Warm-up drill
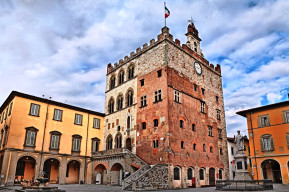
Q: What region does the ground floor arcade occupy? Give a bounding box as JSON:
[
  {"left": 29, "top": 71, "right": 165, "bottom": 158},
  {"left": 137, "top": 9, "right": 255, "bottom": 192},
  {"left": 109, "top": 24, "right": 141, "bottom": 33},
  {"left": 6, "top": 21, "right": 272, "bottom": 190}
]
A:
[
  {"left": 0, "top": 150, "right": 87, "bottom": 186},
  {"left": 251, "top": 156, "right": 289, "bottom": 184}
]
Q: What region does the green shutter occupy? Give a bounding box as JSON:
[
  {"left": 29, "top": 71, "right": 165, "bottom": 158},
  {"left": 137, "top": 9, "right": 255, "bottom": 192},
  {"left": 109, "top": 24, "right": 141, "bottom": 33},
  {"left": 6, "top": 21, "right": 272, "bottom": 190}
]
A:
[{"left": 260, "top": 139, "right": 264, "bottom": 152}]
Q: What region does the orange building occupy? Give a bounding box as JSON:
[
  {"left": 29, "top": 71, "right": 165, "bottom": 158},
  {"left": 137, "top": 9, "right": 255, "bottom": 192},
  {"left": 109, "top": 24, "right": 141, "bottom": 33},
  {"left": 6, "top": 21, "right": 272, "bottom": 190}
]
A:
[
  {"left": 237, "top": 100, "right": 289, "bottom": 184},
  {"left": 0, "top": 91, "right": 104, "bottom": 186}
]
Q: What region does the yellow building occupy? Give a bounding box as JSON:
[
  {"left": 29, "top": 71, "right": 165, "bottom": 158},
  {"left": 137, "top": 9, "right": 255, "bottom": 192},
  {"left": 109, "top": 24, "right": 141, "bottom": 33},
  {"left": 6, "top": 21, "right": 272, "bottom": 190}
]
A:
[
  {"left": 0, "top": 91, "right": 104, "bottom": 186},
  {"left": 237, "top": 100, "right": 289, "bottom": 184}
]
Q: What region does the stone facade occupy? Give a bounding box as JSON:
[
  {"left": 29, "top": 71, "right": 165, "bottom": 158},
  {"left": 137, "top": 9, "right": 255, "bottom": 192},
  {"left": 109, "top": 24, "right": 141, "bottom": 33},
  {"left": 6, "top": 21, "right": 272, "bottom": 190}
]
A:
[{"left": 96, "top": 23, "right": 229, "bottom": 189}]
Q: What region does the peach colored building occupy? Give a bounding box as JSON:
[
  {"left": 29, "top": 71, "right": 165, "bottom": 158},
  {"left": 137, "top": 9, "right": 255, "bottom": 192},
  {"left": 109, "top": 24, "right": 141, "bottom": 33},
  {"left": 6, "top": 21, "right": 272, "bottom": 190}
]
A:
[
  {"left": 237, "top": 100, "right": 289, "bottom": 184},
  {"left": 0, "top": 91, "right": 104, "bottom": 186}
]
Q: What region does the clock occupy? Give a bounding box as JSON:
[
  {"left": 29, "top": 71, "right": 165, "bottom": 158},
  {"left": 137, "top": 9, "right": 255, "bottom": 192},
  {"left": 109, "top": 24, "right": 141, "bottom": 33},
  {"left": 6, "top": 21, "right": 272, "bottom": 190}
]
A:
[{"left": 194, "top": 62, "right": 202, "bottom": 75}]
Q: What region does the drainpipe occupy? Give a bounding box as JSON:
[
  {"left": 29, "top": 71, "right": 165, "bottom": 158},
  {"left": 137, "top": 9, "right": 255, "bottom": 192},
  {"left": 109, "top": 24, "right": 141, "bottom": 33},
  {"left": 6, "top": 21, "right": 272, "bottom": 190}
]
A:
[
  {"left": 249, "top": 112, "right": 259, "bottom": 180},
  {"left": 38, "top": 103, "right": 50, "bottom": 176},
  {"left": 84, "top": 114, "right": 90, "bottom": 184}
]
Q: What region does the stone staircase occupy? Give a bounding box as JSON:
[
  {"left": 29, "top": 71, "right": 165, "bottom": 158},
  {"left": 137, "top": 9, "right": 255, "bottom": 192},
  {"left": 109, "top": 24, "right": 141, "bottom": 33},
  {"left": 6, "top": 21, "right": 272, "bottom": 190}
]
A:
[{"left": 122, "top": 164, "right": 169, "bottom": 191}]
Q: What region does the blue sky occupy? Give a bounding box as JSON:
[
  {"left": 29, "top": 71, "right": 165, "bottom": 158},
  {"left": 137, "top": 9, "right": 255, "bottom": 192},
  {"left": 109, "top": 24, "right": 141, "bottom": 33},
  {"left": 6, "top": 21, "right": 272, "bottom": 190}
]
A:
[{"left": 0, "top": 0, "right": 289, "bottom": 137}]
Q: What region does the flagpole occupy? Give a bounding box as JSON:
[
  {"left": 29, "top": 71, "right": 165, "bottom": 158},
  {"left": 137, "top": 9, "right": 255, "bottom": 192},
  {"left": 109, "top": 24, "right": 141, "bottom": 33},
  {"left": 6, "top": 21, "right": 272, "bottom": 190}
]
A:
[{"left": 164, "top": 2, "right": 166, "bottom": 27}]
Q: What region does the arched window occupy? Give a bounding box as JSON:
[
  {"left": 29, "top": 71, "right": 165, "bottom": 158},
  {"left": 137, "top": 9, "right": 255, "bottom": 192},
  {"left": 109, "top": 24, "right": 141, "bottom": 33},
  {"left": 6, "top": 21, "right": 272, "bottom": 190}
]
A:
[
  {"left": 187, "top": 168, "right": 193, "bottom": 180},
  {"left": 260, "top": 134, "right": 274, "bottom": 151},
  {"left": 174, "top": 167, "right": 180, "bottom": 180},
  {"left": 128, "top": 65, "right": 134, "bottom": 80},
  {"left": 153, "top": 119, "right": 158, "bottom": 127},
  {"left": 142, "top": 122, "right": 146, "bottom": 130},
  {"left": 194, "top": 42, "right": 197, "bottom": 52},
  {"left": 193, "top": 143, "right": 197, "bottom": 150},
  {"left": 115, "top": 133, "right": 122, "bottom": 149},
  {"left": 180, "top": 120, "right": 184, "bottom": 128},
  {"left": 110, "top": 76, "right": 116, "bottom": 89},
  {"left": 220, "top": 148, "right": 223, "bottom": 155},
  {"left": 210, "top": 146, "right": 213, "bottom": 153},
  {"left": 118, "top": 70, "right": 125, "bottom": 85},
  {"left": 92, "top": 137, "right": 100, "bottom": 152},
  {"left": 219, "top": 169, "right": 223, "bottom": 180},
  {"left": 106, "top": 135, "right": 113, "bottom": 150},
  {"left": 199, "top": 168, "right": 204, "bottom": 180},
  {"left": 117, "top": 95, "right": 123, "bottom": 110},
  {"left": 203, "top": 144, "right": 206, "bottom": 152},
  {"left": 108, "top": 98, "right": 114, "bottom": 114},
  {"left": 127, "top": 90, "right": 133, "bottom": 106},
  {"left": 153, "top": 140, "right": 159, "bottom": 148}
]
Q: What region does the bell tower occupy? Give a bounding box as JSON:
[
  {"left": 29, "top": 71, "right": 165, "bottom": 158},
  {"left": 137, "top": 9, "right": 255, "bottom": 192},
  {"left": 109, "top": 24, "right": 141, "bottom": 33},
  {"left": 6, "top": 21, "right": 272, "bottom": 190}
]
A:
[{"left": 185, "top": 20, "right": 202, "bottom": 55}]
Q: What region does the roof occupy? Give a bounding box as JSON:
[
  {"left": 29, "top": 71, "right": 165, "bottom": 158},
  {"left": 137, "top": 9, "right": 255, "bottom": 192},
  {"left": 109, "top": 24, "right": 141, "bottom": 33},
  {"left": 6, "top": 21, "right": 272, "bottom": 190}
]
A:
[
  {"left": 0, "top": 91, "right": 105, "bottom": 117},
  {"left": 236, "top": 100, "right": 289, "bottom": 117}
]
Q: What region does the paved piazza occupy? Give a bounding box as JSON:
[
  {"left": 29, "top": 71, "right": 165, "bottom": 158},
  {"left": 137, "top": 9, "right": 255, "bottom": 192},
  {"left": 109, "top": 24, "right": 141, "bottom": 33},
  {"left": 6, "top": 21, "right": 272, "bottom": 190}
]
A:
[{"left": 0, "top": 184, "right": 288, "bottom": 192}]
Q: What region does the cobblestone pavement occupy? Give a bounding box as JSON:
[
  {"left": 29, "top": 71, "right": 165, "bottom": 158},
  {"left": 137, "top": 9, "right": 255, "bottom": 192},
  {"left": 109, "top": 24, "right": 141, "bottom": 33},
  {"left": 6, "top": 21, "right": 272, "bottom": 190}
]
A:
[{"left": 0, "top": 184, "right": 288, "bottom": 192}]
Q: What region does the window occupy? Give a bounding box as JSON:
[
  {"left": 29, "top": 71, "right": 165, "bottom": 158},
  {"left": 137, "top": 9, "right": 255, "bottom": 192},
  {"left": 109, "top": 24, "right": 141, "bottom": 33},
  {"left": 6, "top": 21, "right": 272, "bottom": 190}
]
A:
[
  {"left": 127, "top": 90, "right": 133, "bottom": 106},
  {"left": 181, "top": 141, "right": 184, "bottom": 149},
  {"left": 194, "top": 42, "right": 197, "bottom": 52},
  {"left": 92, "top": 138, "right": 100, "bottom": 152},
  {"left": 174, "top": 167, "right": 180, "bottom": 180},
  {"left": 203, "top": 144, "right": 206, "bottom": 152},
  {"left": 72, "top": 135, "right": 82, "bottom": 152},
  {"left": 53, "top": 109, "right": 62, "bottom": 121},
  {"left": 231, "top": 147, "right": 234, "bottom": 155},
  {"left": 140, "top": 96, "right": 147, "bottom": 107},
  {"left": 194, "top": 84, "right": 197, "bottom": 92},
  {"left": 142, "top": 122, "right": 146, "bottom": 130},
  {"left": 157, "top": 69, "right": 162, "bottom": 78},
  {"left": 180, "top": 120, "right": 184, "bottom": 128},
  {"left": 201, "top": 102, "right": 206, "bottom": 113},
  {"left": 110, "top": 76, "right": 116, "bottom": 89},
  {"left": 285, "top": 112, "right": 289, "bottom": 123},
  {"left": 216, "top": 96, "right": 219, "bottom": 102},
  {"left": 127, "top": 116, "right": 131, "bottom": 129},
  {"left": 187, "top": 168, "right": 193, "bottom": 180},
  {"left": 218, "top": 129, "right": 222, "bottom": 139},
  {"left": 217, "top": 110, "right": 221, "bottom": 120},
  {"left": 192, "top": 124, "right": 196, "bottom": 132},
  {"left": 174, "top": 90, "right": 180, "bottom": 103},
  {"left": 220, "top": 148, "right": 223, "bottom": 155},
  {"left": 29, "top": 103, "right": 40, "bottom": 116},
  {"left": 199, "top": 169, "right": 204, "bottom": 180},
  {"left": 260, "top": 134, "right": 274, "bottom": 151},
  {"left": 286, "top": 132, "right": 289, "bottom": 149},
  {"left": 106, "top": 135, "right": 113, "bottom": 150},
  {"left": 140, "top": 79, "right": 144, "bottom": 86},
  {"left": 117, "top": 95, "right": 123, "bottom": 110},
  {"left": 208, "top": 126, "right": 213, "bottom": 137},
  {"left": 153, "top": 140, "right": 159, "bottom": 148},
  {"left": 193, "top": 143, "right": 196, "bottom": 150},
  {"left": 119, "top": 71, "right": 125, "bottom": 85},
  {"left": 153, "top": 119, "right": 159, "bottom": 127},
  {"left": 201, "top": 88, "right": 205, "bottom": 95},
  {"left": 210, "top": 146, "right": 213, "bottom": 153},
  {"left": 8, "top": 102, "right": 13, "bottom": 116},
  {"left": 108, "top": 98, "right": 115, "bottom": 114},
  {"left": 115, "top": 133, "right": 122, "bottom": 148},
  {"left": 4, "top": 108, "right": 8, "bottom": 120},
  {"left": 24, "top": 127, "right": 38, "bottom": 147},
  {"left": 128, "top": 65, "right": 134, "bottom": 80},
  {"left": 93, "top": 118, "right": 100, "bottom": 129},
  {"left": 50, "top": 131, "right": 61, "bottom": 150},
  {"left": 74, "top": 114, "right": 83, "bottom": 125},
  {"left": 219, "top": 169, "right": 223, "bottom": 179},
  {"left": 258, "top": 115, "right": 270, "bottom": 127},
  {"left": 0, "top": 130, "right": 4, "bottom": 147},
  {"left": 154, "top": 90, "right": 162, "bottom": 102}
]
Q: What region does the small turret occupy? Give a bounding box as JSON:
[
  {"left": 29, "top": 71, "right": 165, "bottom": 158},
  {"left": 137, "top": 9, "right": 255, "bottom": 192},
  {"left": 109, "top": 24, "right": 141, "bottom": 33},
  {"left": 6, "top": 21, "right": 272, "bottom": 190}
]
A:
[{"left": 185, "top": 21, "right": 202, "bottom": 55}]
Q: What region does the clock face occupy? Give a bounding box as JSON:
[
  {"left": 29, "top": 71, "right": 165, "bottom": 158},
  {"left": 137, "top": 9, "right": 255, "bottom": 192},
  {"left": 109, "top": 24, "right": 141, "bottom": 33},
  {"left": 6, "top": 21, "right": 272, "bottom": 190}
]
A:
[{"left": 194, "top": 62, "right": 202, "bottom": 75}]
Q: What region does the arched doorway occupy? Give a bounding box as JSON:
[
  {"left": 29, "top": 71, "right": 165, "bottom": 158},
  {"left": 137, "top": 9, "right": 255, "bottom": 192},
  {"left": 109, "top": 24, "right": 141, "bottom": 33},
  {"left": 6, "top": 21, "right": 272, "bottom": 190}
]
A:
[
  {"left": 209, "top": 168, "right": 215, "bottom": 186},
  {"left": 126, "top": 138, "right": 132, "bottom": 151},
  {"left": 110, "top": 163, "right": 123, "bottom": 186},
  {"left": 43, "top": 158, "right": 60, "bottom": 184},
  {"left": 94, "top": 164, "right": 107, "bottom": 184},
  {"left": 66, "top": 160, "right": 80, "bottom": 184},
  {"left": 15, "top": 156, "right": 36, "bottom": 184},
  {"left": 261, "top": 159, "right": 282, "bottom": 183}
]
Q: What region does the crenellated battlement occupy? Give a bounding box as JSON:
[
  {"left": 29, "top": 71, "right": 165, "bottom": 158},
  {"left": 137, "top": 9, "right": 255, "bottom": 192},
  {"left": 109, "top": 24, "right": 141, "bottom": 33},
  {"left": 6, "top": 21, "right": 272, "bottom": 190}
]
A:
[{"left": 106, "top": 26, "right": 221, "bottom": 74}]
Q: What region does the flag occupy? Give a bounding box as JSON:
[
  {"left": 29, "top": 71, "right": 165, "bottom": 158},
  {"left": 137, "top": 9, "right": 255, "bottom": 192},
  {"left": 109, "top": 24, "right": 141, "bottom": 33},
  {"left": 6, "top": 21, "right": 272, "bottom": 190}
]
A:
[{"left": 165, "top": 6, "right": 170, "bottom": 18}]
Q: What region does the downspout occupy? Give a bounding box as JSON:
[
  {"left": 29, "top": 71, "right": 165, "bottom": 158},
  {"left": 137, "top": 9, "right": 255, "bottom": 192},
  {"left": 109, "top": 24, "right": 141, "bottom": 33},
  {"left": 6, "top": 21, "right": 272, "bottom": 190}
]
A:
[
  {"left": 84, "top": 114, "right": 90, "bottom": 184},
  {"left": 249, "top": 112, "right": 259, "bottom": 180},
  {"left": 38, "top": 103, "right": 49, "bottom": 176}
]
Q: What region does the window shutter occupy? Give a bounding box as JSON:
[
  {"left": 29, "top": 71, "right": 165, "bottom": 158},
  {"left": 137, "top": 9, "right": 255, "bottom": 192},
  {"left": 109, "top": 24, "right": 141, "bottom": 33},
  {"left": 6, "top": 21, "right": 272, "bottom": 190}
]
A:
[
  {"left": 55, "top": 136, "right": 59, "bottom": 149},
  {"left": 286, "top": 134, "right": 289, "bottom": 149},
  {"left": 257, "top": 117, "right": 261, "bottom": 128},
  {"left": 267, "top": 116, "right": 270, "bottom": 126},
  {"left": 260, "top": 139, "right": 264, "bottom": 152},
  {"left": 270, "top": 137, "right": 274, "bottom": 151},
  {"left": 282, "top": 113, "right": 287, "bottom": 123}
]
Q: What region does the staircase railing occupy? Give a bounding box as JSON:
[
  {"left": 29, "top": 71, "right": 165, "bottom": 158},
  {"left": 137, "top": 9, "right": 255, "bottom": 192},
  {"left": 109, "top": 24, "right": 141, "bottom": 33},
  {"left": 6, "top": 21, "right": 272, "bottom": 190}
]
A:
[{"left": 122, "top": 164, "right": 151, "bottom": 190}]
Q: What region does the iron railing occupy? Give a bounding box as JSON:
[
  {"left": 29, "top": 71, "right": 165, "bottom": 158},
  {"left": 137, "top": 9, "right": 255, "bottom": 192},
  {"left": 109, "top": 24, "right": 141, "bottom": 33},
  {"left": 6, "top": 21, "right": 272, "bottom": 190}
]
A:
[{"left": 216, "top": 180, "right": 273, "bottom": 191}]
